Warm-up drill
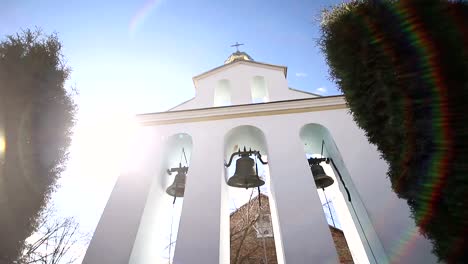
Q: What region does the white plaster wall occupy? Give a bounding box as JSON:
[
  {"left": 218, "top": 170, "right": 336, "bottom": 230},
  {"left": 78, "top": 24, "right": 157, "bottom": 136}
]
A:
[
  {"left": 301, "top": 124, "right": 386, "bottom": 264},
  {"left": 264, "top": 125, "right": 340, "bottom": 263},
  {"left": 85, "top": 108, "right": 437, "bottom": 263},
  {"left": 219, "top": 167, "right": 230, "bottom": 264},
  {"left": 128, "top": 133, "right": 192, "bottom": 264},
  {"left": 172, "top": 128, "right": 225, "bottom": 264},
  {"left": 82, "top": 127, "right": 163, "bottom": 264},
  {"left": 170, "top": 62, "right": 316, "bottom": 111}
]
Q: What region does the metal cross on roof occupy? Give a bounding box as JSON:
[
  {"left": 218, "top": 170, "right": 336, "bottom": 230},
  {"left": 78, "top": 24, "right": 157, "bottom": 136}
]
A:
[{"left": 230, "top": 42, "right": 244, "bottom": 52}]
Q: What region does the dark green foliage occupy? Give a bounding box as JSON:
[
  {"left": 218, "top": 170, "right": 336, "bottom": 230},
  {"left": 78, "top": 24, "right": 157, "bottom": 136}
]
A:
[
  {"left": 0, "top": 29, "right": 76, "bottom": 262},
  {"left": 319, "top": 0, "right": 468, "bottom": 262}
]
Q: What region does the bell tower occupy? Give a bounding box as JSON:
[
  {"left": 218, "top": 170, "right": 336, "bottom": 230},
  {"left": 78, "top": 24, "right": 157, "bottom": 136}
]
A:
[
  {"left": 169, "top": 45, "right": 319, "bottom": 111},
  {"left": 83, "top": 49, "right": 438, "bottom": 264}
]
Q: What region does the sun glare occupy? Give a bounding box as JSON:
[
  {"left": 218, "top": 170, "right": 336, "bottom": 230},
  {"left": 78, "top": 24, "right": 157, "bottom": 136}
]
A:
[
  {"left": 69, "top": 113, "right": 140, "bottom": 184},
  {"left": 0, "top": 136, "right": 5, "bottom": 154},
  {"left": 50, "top": 112, "right": 141, "bottom": 242}
]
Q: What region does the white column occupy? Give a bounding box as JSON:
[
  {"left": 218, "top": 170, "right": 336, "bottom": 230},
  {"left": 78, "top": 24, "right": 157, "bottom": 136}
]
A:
[
  {"left": 173, "top": 131, "right": 224, "bottom": 264},
  {"left": 83, "top": 129, "right": 161, "bottom": 264},
  {"left": 219, "top": 165, "right": 231, "bottom": 264},
  {"left": 265, "top": 127, "right": 340, "bottom": 264},
  {"left": 128, "top": 156, "right": 170, "bottom": 263}
]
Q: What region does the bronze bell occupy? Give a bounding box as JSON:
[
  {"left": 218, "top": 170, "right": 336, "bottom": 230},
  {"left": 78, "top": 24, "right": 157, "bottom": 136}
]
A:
[
  {"left": 227, "top": 155, "right": 265, "bottom": 188},
  {"left": 311, "top": 164, "right": 334, "bottom": 189},
  {"left": 166, "top": 169, "right": 187, "bottom": 197}
]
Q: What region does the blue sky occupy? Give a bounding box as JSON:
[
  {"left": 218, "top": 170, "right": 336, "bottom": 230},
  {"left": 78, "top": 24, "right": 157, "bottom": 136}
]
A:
[
  {"left": 1, "top": 0, "right": 345, "bottom": 260},
  {"left": 1, "top": 0, "right": 342, "bottom": 114}
]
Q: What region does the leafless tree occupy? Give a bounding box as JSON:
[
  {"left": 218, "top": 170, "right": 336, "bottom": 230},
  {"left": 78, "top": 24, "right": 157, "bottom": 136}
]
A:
[
  {"left": 15, "top": 208, "right": 88, "bottom": 264},
  {"left": 163, "top": 190, "right": 273, "bottom": 264},
  {"left": 230, "top": 190, "right": 272, "bottom": 264}
]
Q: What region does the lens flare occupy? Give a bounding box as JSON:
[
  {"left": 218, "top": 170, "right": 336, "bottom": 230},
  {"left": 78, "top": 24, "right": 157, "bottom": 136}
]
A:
[
  {"left": 352, "top": 2, "right": 458, "bottom": 261},
  {"left": 129, "top": 0, "right": 164, "bottom": 36},
  {"left": 0, "top": 136, "right": 5, "bottom": 153}
]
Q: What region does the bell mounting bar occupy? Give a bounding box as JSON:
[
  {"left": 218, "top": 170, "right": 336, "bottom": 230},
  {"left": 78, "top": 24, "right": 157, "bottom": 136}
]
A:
[
  {"left": 167, "top": 163, "right": 189, "bottom": 175},
  {"left": 224, "top": 147, "right": 268, "bottom": 167},
  {"left": 307, "top": 157, "right": 330, "bottom": 165}
]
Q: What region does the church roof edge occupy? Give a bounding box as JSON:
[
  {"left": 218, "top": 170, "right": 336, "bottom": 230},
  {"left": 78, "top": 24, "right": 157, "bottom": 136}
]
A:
[
  {"left": 192, "top": 60, "right": 288, "bottom": 86},
  {"left": 166, "top": 97, "right": 196, "bottom": 111},
  {"left": 288, "top": 87, "right": 322, "bottom": 97}
]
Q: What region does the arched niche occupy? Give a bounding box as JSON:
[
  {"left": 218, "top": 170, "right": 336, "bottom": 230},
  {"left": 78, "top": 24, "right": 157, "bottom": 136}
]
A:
[
  {"left": 251, "top": 76, "right": 269, "bottom": 103},
  {"left": 214, "top": 79, "right": 232, "bottom": 106},
  {"left": 224, "top": 125, "right": 268, "bottom": 190},
  {"left": 158, "top": 133, "right": 193, "bottom": 190},
  {"left": 300, "top": 123, "right": 387, "bottom": 264},
  {"left": 224, "top": 125, "right": 268, "bottom": 162},
  {"left": 223, "top": 125, "right": 281, "bottom": 264},
  {"left": 129, "top": 133, "right": 192, "bottom": 264}
]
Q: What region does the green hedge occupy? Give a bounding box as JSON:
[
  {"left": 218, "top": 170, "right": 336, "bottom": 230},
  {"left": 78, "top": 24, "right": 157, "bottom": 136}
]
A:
[{"left": 319, "top": 0, "right": 468, "bottom": 262}]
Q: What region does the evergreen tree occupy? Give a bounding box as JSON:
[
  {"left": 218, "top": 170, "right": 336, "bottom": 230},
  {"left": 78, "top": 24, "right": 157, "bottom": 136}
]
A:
[
  {"left": 319, "top": 1, "right": 468, "bottom": 262},
  {"left": 0, "top": 29, "right": 76, "bottom": 262}
]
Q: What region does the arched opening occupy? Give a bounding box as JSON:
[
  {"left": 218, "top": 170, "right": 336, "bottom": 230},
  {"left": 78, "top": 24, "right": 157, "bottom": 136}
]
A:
[
  {"left": 251, "top": 76, "right": 269, "bottom": 103},
  {"left": 129, "top": 133, "right": 193, "bottom": 264},
  {"left": 300, "top": 124, "right": 386, "bottom": 264},
  {"left": 214, "top": 79, "right": 232, "bottom": 106},
  {"left": 223, "top": 125, "right": 281, "bottom": 264}
]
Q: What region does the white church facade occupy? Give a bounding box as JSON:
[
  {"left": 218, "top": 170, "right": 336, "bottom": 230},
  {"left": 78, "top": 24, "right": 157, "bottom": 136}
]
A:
[{"left": 83, "top": 50, "right": 437, "bottom": 264}]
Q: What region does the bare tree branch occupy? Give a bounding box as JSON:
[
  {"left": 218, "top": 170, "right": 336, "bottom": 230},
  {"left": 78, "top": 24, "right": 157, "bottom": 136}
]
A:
[
  {"left": 15, "top": 207, "right": 89, "bottom": 264},
  {"left": 231, "top": 189, "right": 270, "bottom": 264}
]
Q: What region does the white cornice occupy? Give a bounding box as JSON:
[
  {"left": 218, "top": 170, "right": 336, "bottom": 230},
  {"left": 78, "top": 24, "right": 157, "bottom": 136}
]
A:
[{"left": 137, "top": 95, "right": 347, "bottom": 126}]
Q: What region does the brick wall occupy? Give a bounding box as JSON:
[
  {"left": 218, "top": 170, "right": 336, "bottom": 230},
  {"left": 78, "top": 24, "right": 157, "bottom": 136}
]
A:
[
  {"left": 230, "top": 194, "right": 354, "bottom": 264},
  {"left": 329, "top": 226, "right": 354, "bottom": 264},
  {"left": 230, "top": 194, "right": 277, "bottom": 264}
]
